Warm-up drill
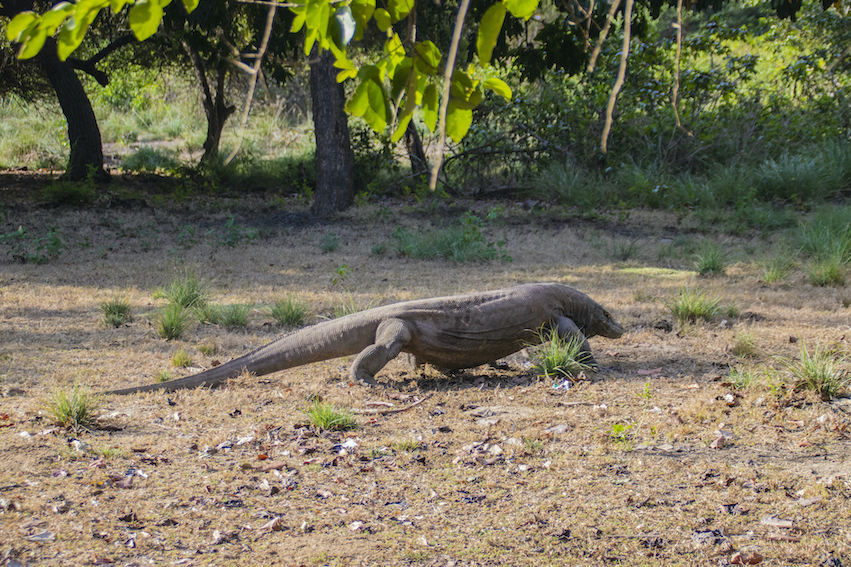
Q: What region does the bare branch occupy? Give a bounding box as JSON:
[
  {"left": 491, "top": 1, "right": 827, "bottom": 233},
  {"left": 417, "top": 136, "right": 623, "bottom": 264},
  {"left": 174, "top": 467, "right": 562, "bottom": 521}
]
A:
[
  {"left": 224, "top": 2, "right": 278, "bottom": 165},
  {"left": 670, "top": 0, "right": 692, "bottom": 136},
  {"left": 587, "top": 0, "right": 621, "bottom": 73},
  {"left": 600, "top": 0, "right": 633, "bottom": 154},
  {"left": 429, "top": 0, "right": 472, "bottom": 191}
]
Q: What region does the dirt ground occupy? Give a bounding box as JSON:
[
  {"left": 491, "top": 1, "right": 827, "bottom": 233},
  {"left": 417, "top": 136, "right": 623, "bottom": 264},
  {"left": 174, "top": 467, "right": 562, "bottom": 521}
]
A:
[{"left": 1, "top": 177, "right": 849, "bottom": 566}]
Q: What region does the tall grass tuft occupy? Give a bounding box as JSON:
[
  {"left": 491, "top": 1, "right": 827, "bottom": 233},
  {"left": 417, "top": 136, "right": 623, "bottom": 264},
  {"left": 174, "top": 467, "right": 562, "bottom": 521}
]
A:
[
  {"left": 156, "top": 270, "right": 209, "bottom": 309},
  {"left": 391, "top": 212, "right": 511, "bottom": 263},
  {"left": 302, "top": 400, "right": 358, "bottom": 431},
  {"left": 219, "top": 304, "right": 252, "bottom": 328},
  {"left": 761, "top": 254, "right": 793, "bottom": 284},
  {"left": 531, "top": 328, "right": 595, "bottom": 379},
  {"left": 665, "top": 288, "right": 720, "bottom": 325},
  {"left": 782, "top": 343, "right": 849, "bottom": 400},
  {"left": 44, "top": 385, "right": 101, "bottom": 432},
  {"left": 271, "top": 296, "right": 310, "bottom": 327},
  {"left": 156, "top": 304, "right": 189, "bottom": 340},
  {"left": 694, "top": 242, "right": 727, "bottom": 276},
  {"left": 101, "top": 297, "right": 131, "bottom": 328}
]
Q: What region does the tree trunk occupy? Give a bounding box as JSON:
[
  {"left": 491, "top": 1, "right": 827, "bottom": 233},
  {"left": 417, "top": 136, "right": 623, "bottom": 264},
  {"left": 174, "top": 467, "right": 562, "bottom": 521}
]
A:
[
  {"left": 309, "top": 49, "right": 355, "bottom": 217},
  {"left": 182, "top": 42, "right": 235, "bottom": 164},
  {"left": 404, "top": 121, "right": 428, "bottom": 179},
  {"left": 38, "top": 38, "right": 108, "bottom": 182}
]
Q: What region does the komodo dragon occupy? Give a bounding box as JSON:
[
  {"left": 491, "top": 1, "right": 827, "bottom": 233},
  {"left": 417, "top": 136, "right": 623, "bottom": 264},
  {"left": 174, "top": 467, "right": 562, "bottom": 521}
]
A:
[{"left": 107, "top": 283, "right": 625, "bottom": 395}]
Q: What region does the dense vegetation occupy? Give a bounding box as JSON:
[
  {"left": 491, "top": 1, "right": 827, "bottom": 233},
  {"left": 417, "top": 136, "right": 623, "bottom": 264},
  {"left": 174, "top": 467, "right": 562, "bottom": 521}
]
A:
[{"left": 1, "top": 0, "right": 850, "bottom": 225}]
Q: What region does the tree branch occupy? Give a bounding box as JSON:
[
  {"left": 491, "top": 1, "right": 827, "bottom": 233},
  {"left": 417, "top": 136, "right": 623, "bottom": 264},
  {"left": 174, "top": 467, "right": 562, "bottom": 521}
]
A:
[
  {"left": 223, "top": 1, "right": 278, "bottom": 165},
  {"left": 600, "top": 0, "right": 633, "bottom": 154},
  {"left": 587, "top": 0, "right": 621, "bottom": 73},
  {"left": 429, "top": 0, "right": 472, "bottom": 191},
  {"left": 67, "top": 34, "right": 136, "bottom": 87}
]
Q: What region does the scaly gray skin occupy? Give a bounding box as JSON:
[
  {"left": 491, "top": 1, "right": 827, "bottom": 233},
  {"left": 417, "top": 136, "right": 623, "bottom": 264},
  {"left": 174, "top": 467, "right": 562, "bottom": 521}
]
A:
[{"left": 107, "top": 283, "right": 625, "bottom": 395}]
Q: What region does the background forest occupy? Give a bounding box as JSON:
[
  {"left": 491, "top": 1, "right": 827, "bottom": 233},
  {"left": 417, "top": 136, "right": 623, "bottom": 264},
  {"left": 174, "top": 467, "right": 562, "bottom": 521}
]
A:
[{"left": 1, "top": 0, "right": 850, "bottom": 225}]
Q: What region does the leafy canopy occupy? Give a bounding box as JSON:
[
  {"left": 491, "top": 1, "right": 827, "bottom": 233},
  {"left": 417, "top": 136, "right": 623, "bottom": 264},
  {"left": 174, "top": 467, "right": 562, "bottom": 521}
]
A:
[{"left": 6, "top": 0, "right": 531, "bottom": 143}]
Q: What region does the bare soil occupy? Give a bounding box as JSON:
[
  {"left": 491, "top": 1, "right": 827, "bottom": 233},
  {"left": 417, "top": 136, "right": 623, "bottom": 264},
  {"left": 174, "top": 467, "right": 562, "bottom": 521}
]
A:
[{"left": 1, "top": 179, "right": 849, "bottom": 567}]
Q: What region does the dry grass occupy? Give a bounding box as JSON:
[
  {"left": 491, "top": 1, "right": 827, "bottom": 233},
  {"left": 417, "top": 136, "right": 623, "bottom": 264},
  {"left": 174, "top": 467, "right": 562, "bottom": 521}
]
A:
[{"left": 1, "top": 186, "right": 849, "bottom": 566}]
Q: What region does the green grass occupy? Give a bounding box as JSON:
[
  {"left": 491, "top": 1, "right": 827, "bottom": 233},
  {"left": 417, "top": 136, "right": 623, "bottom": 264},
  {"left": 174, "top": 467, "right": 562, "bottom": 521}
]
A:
[
  {"left": 43, "top": 385, "right": 101, "bottom": 432},
  {"left": 694, "top": 242, "right": 727, "bottom": 276},
  {"left": 301, "top": 400, "right": 358, "bottom": 431},
  {"left": 609, "top": 239, "right": 641, "bottom": 262},
  {"left": 798, "top": 205, "right": 851, "bottom": 263},
  {"left": 391, "top": 213, "right": 511, "bottom": 263},
  {"left": 121, "top": 147, "right": 180, "bottom": 172},
  {"left": 665, "top": 288, "right": 720, "bottom": 325},
  {"left": 156, "top": 304, "right": 190, "bottom": 340},
  {"left": 155, "top": 270, "right": 209, "bottom": 309},
  {"left": 320, "top": 233, "right": 340, "bottom": 253},
  {"left": 155, "top": 370, "right": 172, "bottom": 383},
  {"left": 219, "top": 304, "right": 252, "bottom": 328},
  {"left": 100, "top": 297, "right": 131, "bottom": 328},
  {"left": 782, "top": 343, "right": 849, "bottom": 400},
  {"left": 171, "top": 348, "right": 194, "bottom": 367},
  {"left": 270, "top": 296, "right": 311, "bottom": 327},
  {"left": 731, "top": 330, "right": 758, "bottom": 358},
  {"left": 806, "top": 257, "right": 846, "bottom": 287},
  {"left": 761, "top": 254, "right": 794, "bottom": 284},
  {"left": 531, "top": 328, "right": 595, "bottom": 379}
]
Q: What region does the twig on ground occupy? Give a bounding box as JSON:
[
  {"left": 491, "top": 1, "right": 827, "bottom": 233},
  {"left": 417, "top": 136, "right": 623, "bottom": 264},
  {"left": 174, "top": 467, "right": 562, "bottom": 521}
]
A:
[{"left": 354, "top": 394, "right": 433, "bottom": 415}]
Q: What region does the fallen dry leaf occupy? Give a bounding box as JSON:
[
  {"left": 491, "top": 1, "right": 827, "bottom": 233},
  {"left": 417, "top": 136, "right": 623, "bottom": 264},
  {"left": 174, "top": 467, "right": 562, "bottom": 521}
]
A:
[{"left": 731, "top": 551, "right": 763, "bottom": 565}]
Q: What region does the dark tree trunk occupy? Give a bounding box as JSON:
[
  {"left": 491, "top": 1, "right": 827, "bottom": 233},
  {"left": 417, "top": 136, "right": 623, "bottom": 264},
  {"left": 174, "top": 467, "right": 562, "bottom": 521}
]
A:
[
  {"left": 405, "top": 121, "right": 428, "bottom": 179},
  {"left": 37, "top": 38, "right": 108, "bottom": 182},
  {"left": 309, "top": 49, "right": 355, "bottom": 217},
  {"left": 183, "top": 42, "right": 235, "bottom": 164}
]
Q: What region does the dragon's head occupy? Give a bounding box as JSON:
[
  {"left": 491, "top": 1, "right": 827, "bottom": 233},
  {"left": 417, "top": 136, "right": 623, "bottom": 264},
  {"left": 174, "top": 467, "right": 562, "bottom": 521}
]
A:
[{"left": 588, "top": 305, "right": 625, "bottom": 339}]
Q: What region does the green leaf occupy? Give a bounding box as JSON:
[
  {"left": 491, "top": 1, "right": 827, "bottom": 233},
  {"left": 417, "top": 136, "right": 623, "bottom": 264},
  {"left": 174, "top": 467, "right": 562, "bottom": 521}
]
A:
[
  {"left": 446, "top": 102, "right": 473, "bottom": 141},
  {"left": 413, "top": 40, "right": 441, "bottom": 74},
  {"left": 346, "top": 82, "right": 371, "bottom": 116},
  {"left": 363, "top": 79, "right": 389, "bottom": 131},
  {"left": 506, "top": 0, "right": 538, "bottom": 20},
  {"left": 422, "top": 84, "right": 438, "bottom": 131},
  {"left": 390, "top": 57, "right": 413, "bottom": 99},
  {"left": 129, "top": 0, "right": 164, "bottom": 41},
  {"left": 6, "top": 12, "right": 38, "bottom": 42},
  {"left": 483, "top": 77, "right": 511, "bottom": 100},
  {"left": 476, "top": 3, "right": 505, "bottom": 66},
  {"left": 387, "top": 0, "right": 414, "bottom": 21},
  {"left": 391, "top": 111, "right": 413, "bottom": 143},
  {"left": 290, "top": 4, "right": 307, "bottom": 32},
  {"left": 40, "top": 3, "right": 74, "bottom": 35},
  {"left": 350, "top": 0, "right": 374, "bottom": 40},
  {"left": 305, "top": 0, "right": 330, "bottom": 31},
  {"left": 181, "top": 0, "right": 199, "bottom": 13},
  {"left": 374, "top": 8, "right": 391, "bottom": 31},
  {"left": 331, "top": 6, "right": 356, "bottom": 49},
  {"left": 17, "top": 26, "right": 47, "bottom": 59}
]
